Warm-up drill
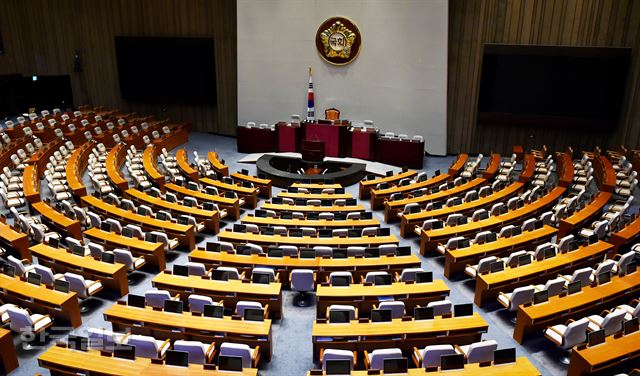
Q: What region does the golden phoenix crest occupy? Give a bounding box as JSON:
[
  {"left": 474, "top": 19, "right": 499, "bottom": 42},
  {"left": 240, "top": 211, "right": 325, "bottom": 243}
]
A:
[{"left": 320, "top": 21, "right": 357, "bottom": 59}]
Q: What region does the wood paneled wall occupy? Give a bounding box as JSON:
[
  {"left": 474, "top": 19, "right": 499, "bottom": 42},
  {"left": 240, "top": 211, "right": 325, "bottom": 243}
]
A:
[
  {"left": 448, "top": 0, "right": 640, "bottom": 155},
  {"left": 0, "top": 0, "right": 237, "bottom": 134}
]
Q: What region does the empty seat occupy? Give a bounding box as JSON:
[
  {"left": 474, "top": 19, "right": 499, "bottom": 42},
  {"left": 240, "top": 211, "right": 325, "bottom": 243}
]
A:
[{"left": 454, "top": 340, "right": 498, "bottom": 364}]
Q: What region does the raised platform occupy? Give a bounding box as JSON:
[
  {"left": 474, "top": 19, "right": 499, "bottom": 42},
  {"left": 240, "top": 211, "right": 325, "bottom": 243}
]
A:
[{"left": 256, "top": 155, "right": 367, "bottom": 188}]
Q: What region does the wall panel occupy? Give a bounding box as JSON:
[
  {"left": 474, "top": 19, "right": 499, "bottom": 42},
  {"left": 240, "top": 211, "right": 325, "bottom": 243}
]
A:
[
  {"left": 0, "top": 0, "right": 237, "bottom": 134},
  {"left": 448, "top": 0, "right": 640, "bottom": 155}
]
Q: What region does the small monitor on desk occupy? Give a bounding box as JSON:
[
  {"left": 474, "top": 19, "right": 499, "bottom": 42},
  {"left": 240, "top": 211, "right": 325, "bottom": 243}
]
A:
[
  {"left": 336, "top": 188, "right": 345, "bottom": 194},
  {"left": 385, "top": 171, "right": 393, "bottom": 177},
  {"left": 347, "top": 229, "right": 360, "bottom": 238},
  {"left": 383, "top": 357, "right": 408, "bottom": 374},
  {"left": 332, "top": 248, "right": 347, "bottom": 259},
  {"left": 101, "top": 252, "right": 115, "bottom": 264},
  {"left": 414, "top": 306, "right": 434, "bottom": 320},
  {"left": 101, "top": 222, "right": 112, "bottom": 232},
  {"left": 597, "top": 271, "right": 611, "bottom": 285},
  {"left": 258, "top": 173, "right": 267, "bottom": 179},
  {"left": 490, "top": 261, "right": 504, "bottom": 273},
  {"left": 72, "top": 245, "right": 86, "bottom": 256},
  {"left": 454, "top": 303, "right": 473, "bottom": 317},
  {"left": 432, "top": 202, "right": 444, "bottom": 210},
  {"left": 533, "top": 290, "right": 548, "bottom": 305},
  {"left": 345, "top": 198, "right": 357, "bottom": 206},
  {"left": 254, "top": 209, "right": 267, "bottom": 218},
  {"left": 206, "top": 243, "right": 221, "bottom": 252},
  {"left": 262, "top": 227, "right": 275, "bottom": 236},
  {"left": 252, "top": 273, "right": 271, "bottom": 284},
  {"left": 240, "top": 169, "right": 249, "bottom": 175},
  {"left": 203, "top": 304, "right": 224, "bottom": 318},
  {"left": 587, "top": 329, "right": 605, "bottom": 346},
  {"left": 567, "top": 281, "right": 582, "bottom": 295},
  {"left": 128, "top": 294, "right": 146, "bottom": 308},
  {"left": 415, "top": 271, "right": 433, "bottom": 283},
  {"left": 396, "top": 246, "right": 411, "bottom": 256},
  {"left": 458, "top": 238, "right": 470, "bottom": 248},
  {"left": 379, "top": 183, "right": 390, "bottom": 190},
  {"left": 218, "top": 355, "right": 243, "bottom": 372},
  {"left": 627, "top": 261, "right": 637, "bottom": 275},
  {"left": 67, "top": 335, "right": 88, "bottom": 352},
  {"left": 173, "top": 265, "right": 189, "bottom": 276},
  {"left": 325, "top": 359, "right": 351, "bottom": 375},
  {"left": 331, "top": 276, "right": 350, "bottom": 286},
  {"left": 434, "top": 170, "right": 441, "bottom": 177},
  {"left": 289, "top": 228, "right": 303, "bottom": 237},
  {"left": 432, "top": 221, "right": 444, "bottom": 229},
  {"left": 300, "top": 249, "right": 316, "bottom": 259},
  {"left": 623, "top": 317, "right": 639, "bottom": 334},
  {"left": 377, "top": 228, "right": 390, "bottom": 236},
  {"left": 26, "top": 272, "right": 41, "bottom": 286},
  {"left": 114, "top": 344, "right": 136, "bottom": 360},
  {"left": 335, "top": 213, "right": 347, "bottom": 220},
  {"left": 373, "top": 274, "right": 392, "bottom": 286},
  {"left": 321, "top": 199, "right": 332, "bottom": 206},
  {"left": 371, "top": 309, "right": 392, "bottom": 322},
  {"left": 319, "top": 229, "right": 333, "bottom": 238},
  {"left": 244, "top": 308, "right": 265, "bottom": 322},
  {"left": 3, "top": 264, "right": 15, "bottom": 278},
  {"left": 165, "top": 350, "right": 189, "bottom": 367},
  {"left": 294, "top": 198, "right": 306, "bottom": 206},
  {"left": 307, "top": 212, "right": 319, "bottom": 220},
  {"left": 211, "top": 270, "right": 229, "bottom": 281},
  {"left": 518, "top": 254, "right": 532, "bottom": 266},
  {"left": 163, "top": 300, "right": 183, "bottom": 314},
  {"left": 440, "top": 354, "right": 464, "bottom": 370},
  {"left": 280, "top": 211, "right": 293, "bottom": 219},
  {"left": 493, "top": 348, "right": 516, "bottom": 365},
  {"left": 329, "top": 310, "right": 351, "bottom": 324},
  {"left": 233, "top": 224, "right": 246, "bottom": 233},
  {"left": 54, "top": 279, "right": 70, "bottom": 293},
  {"left": 224, "top": 191, "right": 237, "bottom": 199},
  {"left": 271, "top": 197, "right": 283, "bottom": 205},
  {"left": 49, "top": 237, "right": 60, "bottom": 248},
  {"left": 365, "top": 247, "right": 379, "bottom": 258}
]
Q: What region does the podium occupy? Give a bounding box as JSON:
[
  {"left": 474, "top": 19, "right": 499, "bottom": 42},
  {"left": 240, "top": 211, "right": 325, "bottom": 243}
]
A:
[
  {"left": 305, "top": 122, "right": 350, "bottom": 157},
  {"left": 302, "top": 140, "right": 325, "bottom": 162},
  {"left": 351, "top": 128, "right": 377, "bottom": 160}
]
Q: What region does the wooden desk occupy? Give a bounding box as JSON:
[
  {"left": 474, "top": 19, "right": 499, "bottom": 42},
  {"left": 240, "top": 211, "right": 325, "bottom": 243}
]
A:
[
  {"left": 278, "top": 191, "right": 352, "bottom": 200},
  {"left": 474, "top": 240, "right": 613, "bottom": 306},
  {"left": 66, "top": 141, "right": 93, "bottom": 197},
  {"left": 82, "top": 195, "right": 195, "bottom": 250},
  {"left": 176, "top": 148, "right": 199, "bottom": 180},
  {"left": 444, "top": 225, "right": 558, "bottom": 279},
  {"left": 514, "top": 271, "right": 640, "bottom": 343},
  {"left": 106, "top": 143, "right": 129, "bottom": 191},
  {"left": 241, "top": 214, "right": 380, "bottom": 229},
  {"left": 39, "top": 346, "right": 259, "bottom": 376},
  {"left": 316, "top": 280, "right": 450, "bottom": 317},
  {"left": 201, "top": 177, "right": 259, "bottom": 208},
  {"left": 125, "top": 188, "right": 221, "bottom": 234},
  {"left": 311, "top": 314, "right": 488, "bottom": 361},
  {"left": 292, "top": 182, "right": 343, "bottom": 190},
  {"left": 369, "top": 154, "right": 468, "bottom": 209},
  {"left": 218, "top": 231, "right": 398, "bottom": 250},
  {"left": 481, "top": 153, "right": 502, "bottom": 179},
  {"left": 84, "top": 227, "right": 166, "bottom": 270},
  {"left": 558, "top": 191, "right": 612, "bottom": 237},
  {"left": 208, "top": 151, "right": 229, "bottom": 176},
  {"left": 556, "top": 152, "right": 575, "bottom": 187},
  {"left": 384, "top": 177, "right": 489, "bottom": 223},
  {"left": 189, "top": 250, "right": 420, "bottom": 288},
  {"left": 609, "top": 214, "right": 640, "bottom": 251},
  {"left": 0, "top": 273, "right": 81, "bottom": 328},
  {"left": 0, "top": 217, "right": 30, "bottom": 261},
  {"left": 593, "top": 154, "right": 616, "bottom": 193},
  {"left": 0, "top": 328, "right": 18, "bottom": 374},
  {"left": 32, "top": 201, "right": 83, "bottom": 240},
  {"left": 260, "top": 202, "right": 365, "bottom": 214},
  {"left": 359, "top": 170, "right": 417, "bottom": 199},
  {"left": 143, "top": 146, "right": 165, "bottom": 188},
  {"left": 105, "top": 303, "right": 273, "bottom": 360},
  {"left": 152, "top": 273, "right": 283, "bottom": 319},
  {"left": 231, "top": 172, "right": 272, "bottom": 199},
  {"left": 419, "top": 186, "right": 565, "bottom": 254},
  {"left": 166, "top": 182, "right": 241, "bottom": 220},
  {"left": 30, "top": 243, "right": 128, "bottom": 297},
  {"left": 518, "top": 154, "right": 537, "bottom": 183},
  {"left": 400, "top": 181, "right": 525, "bottom": 238},
  {"left": 568, "top": 330, "right": 640, "bottom": 376},
  {"left": 306, "top": 357, "right": 540, "bottom": 375},
  {"left": 22, "top": 164, "right": 41, "bottom": 203}
]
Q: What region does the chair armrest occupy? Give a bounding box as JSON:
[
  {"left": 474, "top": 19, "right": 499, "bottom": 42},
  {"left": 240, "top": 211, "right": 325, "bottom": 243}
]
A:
[
  {"left": 586, "top": 317, "right": 602, "bottom": 327},
  {"left": 601, "top": 309, "right": 611, "bottom": 316},
  {"left": 158, "top": 339, "right": 171, "bottom": 357},
  {"left": 172, "top": 294, "right": 181, "bottom": 301},
  {"left": 119, "top": 333, "right": 131, "bottom": 344},
  {"left": 412, "top": 347, "right": 422, "bottom": 367},
  {"left": 205, "top": 342, "right": 217, "bottom": 363},
  {"left": 352, "top": 351, "right": 357, "bottom": 367},
  {"left": 31, "top": 314, "right": 51, "bottom": 325},
  {"left": 274, "top": 272, "right": 280, "bottom": 283},
  {"left": 251, "top": 345, "right": 261, "bottom": 368},
  {"left": 363, "top": 350, "right": 371, "bottom": 369},
  {"left": 263, "top": 304, "right": 270, "bottom": 319},
  {"left": 546, "top": 325, "right": 563, "bottom": 337},
  {"left": 354, "top": 308, "right": 359, "bottom": 320},
  {"left": 86, "top": 280, "right": 102, "bottom": 289},
  {"left": 21, "top": 259, "right": 30, "bottom": 265},
  {"left": 239, "top": 272, "right": 246, "bottom": 279},
  {"left": 498, "top": 291, "right": 511, "bottom": 302},
  {"left": 558, "top": 275, "right": 571, "bottom": 282}
]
